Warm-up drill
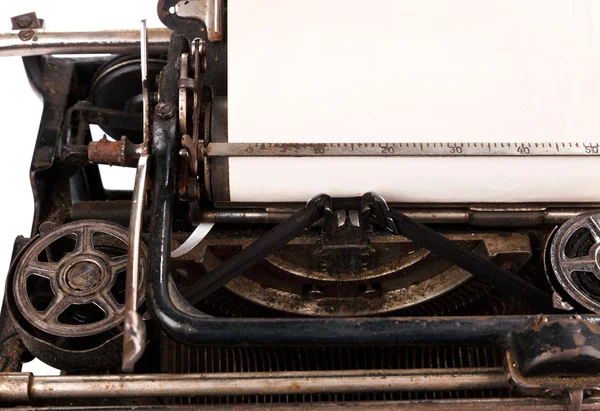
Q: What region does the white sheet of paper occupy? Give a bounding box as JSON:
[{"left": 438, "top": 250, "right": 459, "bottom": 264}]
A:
[{"left": 227, "top": 0, "right": 600, "bottom": 203}]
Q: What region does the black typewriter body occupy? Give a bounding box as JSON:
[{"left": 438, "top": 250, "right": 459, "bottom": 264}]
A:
[{"left": 0, "top": 3, "right": 599, "bottom": 410}]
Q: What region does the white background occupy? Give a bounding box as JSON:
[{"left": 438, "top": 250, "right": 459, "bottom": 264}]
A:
[
  {"left": 0, "top": 0, "right": 163, "bottom": 375},
  {"left": 228, "top": 0, "right": 600, "bottom": 204}
]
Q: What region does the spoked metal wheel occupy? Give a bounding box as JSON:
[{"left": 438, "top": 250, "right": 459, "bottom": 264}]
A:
[
  {"left": 550, "top": 211, "right": 600, "bottom": 313},
  {"left": 13, "top": 221, "right": 146, "bottom": 338}
]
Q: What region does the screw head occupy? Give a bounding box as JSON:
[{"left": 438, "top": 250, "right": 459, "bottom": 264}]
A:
[
  {"left": 19, "top": 29, "right": 35, "bottom": 41},
  {"left": 155, "top": 103, "right": 175, "bottom": 120},
  {"left": 66, "top": 261, "right": 103, "bottom": 292},
  {"left": 39, "top": 221, "right": 56, "bottom": 235},
  {"left": 16, "top": 16, "right": 32, "bottom": 28}
]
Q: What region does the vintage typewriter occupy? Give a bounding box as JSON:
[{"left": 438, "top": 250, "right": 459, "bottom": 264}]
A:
[{"left": 1, "top": 1, "right": 600, "bottom": 410}]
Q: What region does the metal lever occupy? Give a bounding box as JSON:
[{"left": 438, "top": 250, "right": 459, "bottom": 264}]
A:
[{"left": 122, "top": 20, "right": 151, "bottom": 373}]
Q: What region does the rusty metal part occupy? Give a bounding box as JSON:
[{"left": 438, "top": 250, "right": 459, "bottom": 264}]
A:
[
  {"left": 0, "top": 28, "right": 171, "bottom": 57},
  {"left": 88, "top": 135, "right": 143, "bottom": 167},
  {"left": 0, "top": 367, "right": 507, "bottom": 403},
  {"left": 195, "top": 231, "right": 531, "bottom": 316},
  {"left": 550, "top": 211, "right": 600, "bottom": 313},
  {"left": 11, "top": 13, "right": 43, "bottom": 30},
  {"left": 12, "top": 221, "right": 146, "bottom": 338},
  {"left": 174, "top": 0, "right": 224, "bottom": 42}
]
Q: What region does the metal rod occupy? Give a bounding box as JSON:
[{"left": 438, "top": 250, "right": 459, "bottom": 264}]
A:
[
  {"left": 0, "top": 28, "right": 171, "bottom": 57},
  {"left": 71, "top": 201, "right": 596, "bottom": 226},
  {"left": 205, "top": 142, "right": 600, "bottom": 157},
  {"left": 0, "top": 368, "right": 507, "bottom": 403},
  {"left": 198, "top": 208, "right": 586, "bottom": 226},
  {"left": 122, "top": 20, "right": 150, "bottom": 373}
]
